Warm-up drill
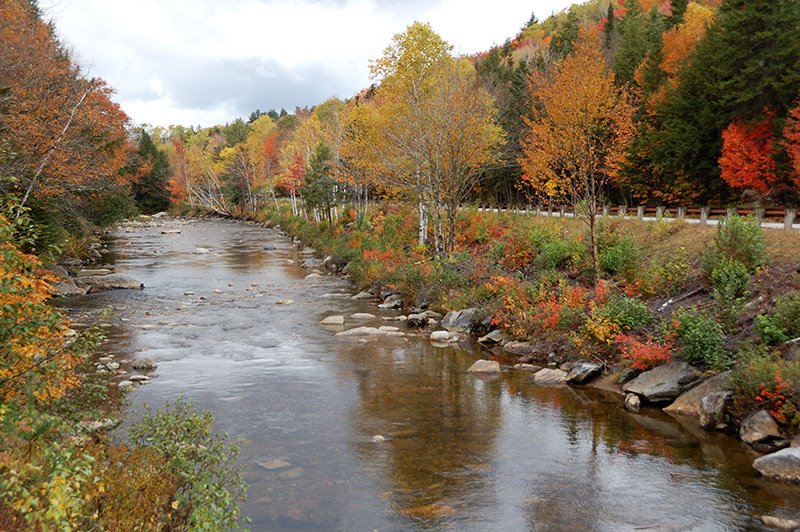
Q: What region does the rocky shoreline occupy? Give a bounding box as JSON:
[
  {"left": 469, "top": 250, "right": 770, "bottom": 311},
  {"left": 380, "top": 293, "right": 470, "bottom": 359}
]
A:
[{"left": 266, "top": 218, "right": 800, "bottom": 492}]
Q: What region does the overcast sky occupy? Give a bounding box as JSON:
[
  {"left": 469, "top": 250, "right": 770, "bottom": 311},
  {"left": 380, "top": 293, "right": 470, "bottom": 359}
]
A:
[{"left": 41, "top": 0, "right": 577, "bottom": 128}]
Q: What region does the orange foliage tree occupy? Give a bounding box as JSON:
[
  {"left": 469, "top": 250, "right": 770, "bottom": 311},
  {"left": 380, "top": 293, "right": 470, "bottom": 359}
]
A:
[
  {"left": 719, "top": 111, "right": 778, "bottom": 197},
  {"left": 519, "top": 29, "right": 635, "bottom": 282},
  {"left": 0, "top": 1, "right": 132, "bottom": 213},
  {"left": 784, "top": 102, "right": 800, "bottom": 190}
]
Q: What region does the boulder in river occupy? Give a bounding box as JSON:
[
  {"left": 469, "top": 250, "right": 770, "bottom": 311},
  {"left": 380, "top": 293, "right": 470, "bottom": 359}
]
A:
[
  {"left": 478, "top": 329, "right": 507, "bottom": 345},
  {"left": 740, "top": 410, "right": 782, "bottom": 444},
  {"left": 350, "top": 312, "right": 375, "bottom": 319},
  {"left": 466, "top": 359, "right": 500, "bottom": 374},
  {"left": 378, "top": 294, "right": 403, "bottom": 309},
  {"left": 81, "top": 274, "right": 143, "bottom": 292},
  {"left": 532, "top": 368, "right": 567, "bottom": 385},
  {"left": 622, "top": 361, "right": 700, "bottom": 403},
  {"left": 49, "top": 278, "right": 88, "bottom": 296},
  {"left": 565, "top": 361, "right": 604, "bottom": 384},
  {"left": 301, "top": 258, "right": 322, "bottom": 268},
  {"left": 760, "top": 515, "right": 800, "bottom": 530},
  {"left": 752, "top": 447, "right": 800, "bottom": 483},
  {"left": 429, "top": 330, "right": 451, "bottom": 342},
  {"left": 440, "top": 308, "right": 479, "bottom": 333},
  {"left": 663, "top": 371, "right": 731, "bottom": 418},
  {"left": 76, "top": 268, "right": 113, "bottom": 277},
  {"left": 699, "top": 391, "right": 733, "bottom": 431},
  {"left": 193, "top": 247, "right": 210, "bottom": 254},
  {"left": 351, "top": 291, "right": 373, "bottom": 300},
  {"left": 336, "top": 326, "right": 381, "bottom": 337},
  {"left": 132, "top": 357, "right": 158, "bottom": 371},
  {"left": 513, "top": 363, "right": 541, "bottom": 371},
  {"left": 406, "top": 313, "right": 429, "bottom": 328},
  {"left": 320, "top": 315, "right": 345, "bottom": 325},
  {"left": 503, "top": 341, "right": 535, "bottom": 355},
  {"left": 624, "top": 393, "right": 641, "bottom": 412}
]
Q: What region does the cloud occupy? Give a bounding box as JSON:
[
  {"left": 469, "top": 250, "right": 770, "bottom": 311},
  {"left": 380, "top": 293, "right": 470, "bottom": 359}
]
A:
[{"left": 42, "top": 0, "right": 577, "bottom": 127}]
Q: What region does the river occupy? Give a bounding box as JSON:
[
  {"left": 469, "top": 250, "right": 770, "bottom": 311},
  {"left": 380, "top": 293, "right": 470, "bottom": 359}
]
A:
[{"left": 62, "top": 218, "right": 800, "bottom": 531}]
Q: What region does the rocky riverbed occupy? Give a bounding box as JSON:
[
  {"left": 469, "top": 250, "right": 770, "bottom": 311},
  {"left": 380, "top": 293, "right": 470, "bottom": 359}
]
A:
[{"left": 59, "top": 216, "right": 800, "bottom": 530}]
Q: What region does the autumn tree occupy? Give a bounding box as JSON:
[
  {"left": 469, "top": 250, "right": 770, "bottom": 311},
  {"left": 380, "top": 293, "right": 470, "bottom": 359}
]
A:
[
  {"left": 785, "top": 103, "right": 800, "bottom": 191},
  {"left": 519, "top": 29, "right": 635, "bottom": 282},
  {"left": 346, "top": 22, "right": 502, "bottom": 256},
  {"left": 719, "top": 111, "right": 779, "bottom": 197},
  {"left": 0, "top": 0, "right": 133, "bottom": 233}
]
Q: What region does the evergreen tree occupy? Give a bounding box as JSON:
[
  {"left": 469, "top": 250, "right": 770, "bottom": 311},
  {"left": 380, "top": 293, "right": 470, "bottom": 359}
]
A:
[
  {"left": 132, "top": 131, "right": 171, "bottom": 213},
  {"left": 604, "top": 3, "right": 616, "bottom": 49},
  {"left": 301, "top": 142, "right": 340, "bottom": 226},
  {"left": 635, "top": 0, "right": 800, "bottom": 203},
  {"left": 613, "top": 0, "right": 666, "bottom": 84},
  {"left": 668, "top": 0, "right": 689, "bottom": 27},
  {"left": 549, "top": 10, "right": 580, "bottom": 58}
]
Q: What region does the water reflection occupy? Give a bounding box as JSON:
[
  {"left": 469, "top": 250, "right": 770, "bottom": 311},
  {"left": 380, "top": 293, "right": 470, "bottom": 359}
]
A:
[{"left": 60, "top": 220, "right": 800, "bottom": 531}]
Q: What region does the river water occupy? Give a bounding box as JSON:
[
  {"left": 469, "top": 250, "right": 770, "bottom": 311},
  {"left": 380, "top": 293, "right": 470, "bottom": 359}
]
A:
[{"left": 62, "top": 219, "right": 800, "bottom": 531}]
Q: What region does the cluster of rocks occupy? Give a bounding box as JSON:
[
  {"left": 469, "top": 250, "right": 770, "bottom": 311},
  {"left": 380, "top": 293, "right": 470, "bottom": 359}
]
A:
[
  {"left": 48, "top": 263, "right": 143, "bottom": 296},
  {"left": 95, "top": 353, "right": 155, "bottom": 392}
]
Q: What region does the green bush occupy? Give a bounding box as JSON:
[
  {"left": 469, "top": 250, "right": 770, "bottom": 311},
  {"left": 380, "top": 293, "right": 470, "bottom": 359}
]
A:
[
  {"left": 599, "top": 236, "right": 640, "bottom": 277},
  {"left": 598, "top": 296, "right": 655, "bottom": 331},
  {"left": 756, "top": 291, "right": 800, "bottom": 344},
  {"left": 673, "top": 308, "right": 728, "bottom": 369},
  {"left": 703, "top": 215, "right": 767, "bottom": 275},
  {"left": 535, "top": 236, "right": 586, "bottom": 271},
  {"left": 127, "top": 399, "right": 248, "bottom": 530},
  {"left": 710, "top": 257, "right": 750, "bottom": 323}
]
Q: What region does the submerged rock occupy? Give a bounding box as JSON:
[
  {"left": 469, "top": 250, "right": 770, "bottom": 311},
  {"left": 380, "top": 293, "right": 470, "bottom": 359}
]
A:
[
  {"left": 320, "top": 315, "right": 345, "bottom": 325},
  {"left": 466, "top": 359, "right": 501, "bottom": 374},
  {"left": 336, "top": 326, "right": 381, "bottom": 337},
  {"left": 132, "top": 357, "right": 158, "bottom": 371},
  {"left": 740, "top": 410, "right": 782, "bottom": 444},
  {"left": 351, "top": 291, "right": 373, "bottom": 300},
  {"left": 478, "top": 329, "right": 507, "bottom": 345},
  {"left": 192, "top": 247, "right": 210, "bottom": 254},
  {"left": 565, "top": 361, "right": 604, "bottom": 384},
  {"left": 350, "top": 312, "right": 375, "bottom": 319},
  {"left": 622, "top": 361, "right": 700, "bottom": 403},
  {"left": 753, "top": 447, "right": 800, "bottom": 483},
  {"left": 532, "top": 368, "right": 567, "bottom": 385},
  {"left": 513, "top": 363, "right": 541, "bottom": 371},
  {"left": 81, "top": 274, "right": 143, "bottom": 292},
  {"left": 259, "top": 459, "right": 291, "bottom": 470}
]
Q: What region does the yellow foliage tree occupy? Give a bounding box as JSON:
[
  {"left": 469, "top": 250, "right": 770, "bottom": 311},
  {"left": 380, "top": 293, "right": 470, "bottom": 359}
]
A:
[{"left": 519, "top": 29, "right": 635, "bottom": 282}]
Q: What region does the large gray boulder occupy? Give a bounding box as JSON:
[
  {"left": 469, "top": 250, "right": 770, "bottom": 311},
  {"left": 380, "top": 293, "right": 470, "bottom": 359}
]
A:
[
  {"left": 81, "top": 274, "right": 143, "bottom": 292},
  {"left": 300, "top": 257, "right": 322, "bottom": 268},
  {"left": 663, "top": 371, "right": 731, "bottom": 417},
  {"left": 752, "top": 447, "right": 800, "bottom": 483},
  {"left": 406, "top": 313, "right": 429, "bottom": 328},
  {"left": 378, "top": 294, "right": 403, "bottom": 309},
  {"left": 49, "top": 278, "right": 88, "bottom": 296},
  {"left": 440, "top": 308, "right": 479, "bottom": 333},
  {"left": 740, "top": 410, "right": 782, "bottom": 444},
  {"left": 622, "top": 361, "right": 700, "bottom": 403},
  {"left": 565, "top": 361, "right": 604, "bottom": 384},
  {"left": 533, "top": 368, "right": 567, "bottom": 385}
]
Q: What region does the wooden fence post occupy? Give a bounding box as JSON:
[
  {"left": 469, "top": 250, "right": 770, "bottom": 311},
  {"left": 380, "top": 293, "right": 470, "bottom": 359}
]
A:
[
  {"left": 602, "top": 206, "right": 609, "bottom": 217},
  {"left": 656, "top": 206, "right": 665, "bottom": 221},
  {"left": 637, "top": 206, "right": 644, "bottom": 220},
  {"left": 677, "top": 207, "right": 686, "bottom": 220},
  {"left": 619, "top": 205, "right": 627, "bottom": 218},
  {"left": 700, "top": 207, "right": 709, "bottom": 225},
  {"left": 785, "top": 208, "right": 796, "bottom": 230}
]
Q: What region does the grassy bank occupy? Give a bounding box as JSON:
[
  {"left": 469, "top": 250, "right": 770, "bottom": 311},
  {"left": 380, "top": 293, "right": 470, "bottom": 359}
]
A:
[
  {"left": 0, "top": 208, "right": 247, "bottom": 530},
  {"left": 261, "top": 202, "right": 800, "bottom": 438}
]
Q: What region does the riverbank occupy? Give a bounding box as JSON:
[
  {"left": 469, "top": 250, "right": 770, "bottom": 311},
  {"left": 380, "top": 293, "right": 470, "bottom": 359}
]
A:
[
  {"left": 0, "top": 211, "right": 247, "bottom": 529},
  {"left": 252, "top": 202, "right": 800, "bottom": 485},
  {"left": 55, "top": 215, "right": 800, "bottom": 529}
]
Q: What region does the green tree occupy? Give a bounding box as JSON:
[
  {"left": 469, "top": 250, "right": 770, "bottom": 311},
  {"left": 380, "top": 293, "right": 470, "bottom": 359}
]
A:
[
  {"left": 301, "top": 142, "right": 340, "bottom": 226},
  {"left": 613, "top": 0, "right": 666, "bottom": 85},
  {"left": 639, "top": 0, "right": 800, "bottom": 203},
  {"left": 132, "top": 130, "right": 171, "bottom": 213}
]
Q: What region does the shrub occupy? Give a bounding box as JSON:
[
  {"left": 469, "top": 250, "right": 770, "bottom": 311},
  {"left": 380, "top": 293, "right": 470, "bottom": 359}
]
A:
[
  {"left": 535, "top": 235, "right": 586, "bottom": 271},
  {"left": 731, "top": 345, "right": 800, "bottom": 427},
  {"left": 626, "top": 251, "right": 690, "bottom": 298},
  {"left": 756, "top": 291, "right": 800, "bottom": 344},
  {"left": 710, "top": 257, "right": 750, "bottom": 323},
  {"left": 598, "top": 296, "right": 655, "bottom": 331},
  {"left": 617, "top": 334, "right": 673, "bottom": 370},
  {"left": 599, "top": 235, "right": 640, "bottom": 277},
  {"left": 127, "top": 399, "right": 248, "bottom": 531},
  {"left": 702, "top": 214, "right": 767, "bottom": 275},
  {"left": 672, "top": 308, "right": 728, "bottom": 369}
]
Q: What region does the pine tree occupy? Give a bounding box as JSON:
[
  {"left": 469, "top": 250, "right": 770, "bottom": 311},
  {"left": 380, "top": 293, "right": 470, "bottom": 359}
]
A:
[
  {"left": 133, "top": 131, "right": 171, "bottom": 213},
  {"left": 668, "top": 0, "right": 688, "bottom": 26}
]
